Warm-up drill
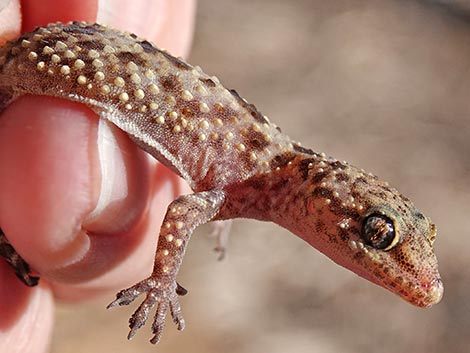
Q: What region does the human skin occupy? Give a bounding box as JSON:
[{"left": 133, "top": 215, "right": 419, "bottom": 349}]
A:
[{"left": 0, "top": 0, "right": 196, "bottom": 351}]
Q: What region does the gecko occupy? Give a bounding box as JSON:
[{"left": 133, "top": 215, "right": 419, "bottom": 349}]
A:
[{"left": 0, "top": 22, "right": 443, "bottom": 345}]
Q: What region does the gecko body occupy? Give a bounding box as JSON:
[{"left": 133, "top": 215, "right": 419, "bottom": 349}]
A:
[{"left": 0, "top": 22, "right": 443, "bottom": 344}]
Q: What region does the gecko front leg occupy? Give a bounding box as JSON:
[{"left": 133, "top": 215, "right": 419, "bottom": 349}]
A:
[{"left": 107, "top": 190, "right": 226, "bottom": 344}]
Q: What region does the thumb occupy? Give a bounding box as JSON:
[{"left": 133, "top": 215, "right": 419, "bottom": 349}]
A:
[{"left": 0, "top": 95, "right": 151, "bottom": 284}]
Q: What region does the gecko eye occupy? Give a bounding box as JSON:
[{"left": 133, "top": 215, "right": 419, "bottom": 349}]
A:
[{"left": 361, "top": 214, "right": 398, "bottom": 251}]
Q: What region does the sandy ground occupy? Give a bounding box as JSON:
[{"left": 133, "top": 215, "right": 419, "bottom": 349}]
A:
[{"left": 51, "top": 1, "right": 470, "bottom": 352}]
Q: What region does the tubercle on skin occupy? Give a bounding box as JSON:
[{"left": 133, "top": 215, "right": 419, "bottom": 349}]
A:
[{"left": 0, "top": 21, "right": 443, "bottom": 344}]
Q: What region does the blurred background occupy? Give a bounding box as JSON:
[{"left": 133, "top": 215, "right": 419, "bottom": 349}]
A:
[{"left": 51, "top": 1, "right": 470, "bottom": 352}]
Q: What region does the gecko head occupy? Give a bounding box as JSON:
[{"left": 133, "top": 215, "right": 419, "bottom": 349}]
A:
[
  {"left": 351, "top": 202, "right": 443, "bottom": 308},
  {"left": 294, "top": 159, "right": 443, "bottom": 308}
]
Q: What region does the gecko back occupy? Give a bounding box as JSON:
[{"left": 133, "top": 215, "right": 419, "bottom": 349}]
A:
[{"left": 0, "top": 21, "right": 293, "bottom": 191}]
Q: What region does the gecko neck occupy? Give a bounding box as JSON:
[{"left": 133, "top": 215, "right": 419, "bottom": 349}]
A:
[{"left": 219, "top": 150, "right": 335, "bottom": 222}]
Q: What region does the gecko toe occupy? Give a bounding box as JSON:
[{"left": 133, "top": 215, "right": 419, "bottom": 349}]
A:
[
  {"left": 127, "top": 291, "right": 158, "bottom": 340},
  {"left": 150, "top": 327, "right": 164, "bottom": 345},
  {"left": 107, "top": 288, "right": 141, "bottom": 308},
  {"left": 169, "top": 293, "right": 185, "bottom": 330},
  {"left": 0, "top": 229, "right": 40, "bottom": 287},
  {"left": 150, "top": 299, "right": 169, "bottom": 344},
  {"left": 21, "top": 273, "right": 40, "bottom": 287}
]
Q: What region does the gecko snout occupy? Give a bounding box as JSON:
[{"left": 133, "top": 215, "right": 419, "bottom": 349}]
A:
[
  {"left": 396, "top": 276, "right": 443, "bottom": 309},
  {"left": 416, "top": 277, "right": 444, "bottom": 308}
]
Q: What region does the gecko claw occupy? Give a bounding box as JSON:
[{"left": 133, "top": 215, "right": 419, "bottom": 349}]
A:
[
  {"left": 214, "top": 245, "right": 227, "bottom": 261},
  {"left": 150, "top": 330, "right": 163, "bottom": 345},
  {"left": 16, "top": 270, "right": 40, "bottom": 287},
  {"left": 176, "top": 282, "right": 188, "bottom": 296}
]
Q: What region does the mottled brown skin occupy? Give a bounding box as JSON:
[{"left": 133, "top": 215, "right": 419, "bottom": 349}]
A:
[{"left": 0, "top": 22, "right": 443, "bottom": 344}]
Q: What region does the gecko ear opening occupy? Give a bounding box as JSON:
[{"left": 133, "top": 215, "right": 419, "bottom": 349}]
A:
[{"left": 361, "top": 214, "right": 399, "bottom": 251}]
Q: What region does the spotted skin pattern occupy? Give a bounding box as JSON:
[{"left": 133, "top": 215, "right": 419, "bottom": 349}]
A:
[{"left": 0, "top": 22, "right": 443, "bottom": 344}]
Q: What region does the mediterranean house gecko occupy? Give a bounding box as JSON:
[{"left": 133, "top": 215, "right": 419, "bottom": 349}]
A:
[{"left": 0, "top": 22, "right": 443, "bottom": 344}]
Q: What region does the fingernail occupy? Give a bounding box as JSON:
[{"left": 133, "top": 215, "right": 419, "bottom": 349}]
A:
[
  {"left": 83, "top": 119, "right": 150, "bottom": 234},
  {"left": 97, "top": 0, "right": 167, "bottom": 37}
]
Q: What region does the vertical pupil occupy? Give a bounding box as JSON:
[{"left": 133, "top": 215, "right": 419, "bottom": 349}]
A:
[{"left": 362, "top": 214, "right": 395, "bottom": 250}]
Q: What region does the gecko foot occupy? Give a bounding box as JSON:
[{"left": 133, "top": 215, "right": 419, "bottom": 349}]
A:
[
  {"left": 210, "top": 220, "right": 232, "bottom": 261},
  {"left": 107, "top": 278, "right": 186, "bottom": 344},
  {"left": 0, "top": 228, "right": 40, "bottom": 286}
]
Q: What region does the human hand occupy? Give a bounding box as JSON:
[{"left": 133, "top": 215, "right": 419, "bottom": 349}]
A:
[{"left": 0, "top": 1, "right": 196, "bottom": 352}]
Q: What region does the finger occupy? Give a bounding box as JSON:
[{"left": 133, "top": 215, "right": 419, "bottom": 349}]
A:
[
  {"left": 21, "top": 0, "right": 98, "bottom": 31},
  {"left": 0, "top": 0, "right": 98, "bottom": 42},
  {"left": 0, "top": 0, "right": 194, "bottom": 301},
  {"left": 97, "top": 0, "right": 197, "bottom": 57},
  {"left": 0, "top": 260, "right": 54, "bottom": 353},
  {"left": 50, "top": 161, "right": 188, "bottom": 301},
  {"left": 0, "top": 96, "right": 153, "bottom": 284},
  {"left": 0, "top": 2, "right": 95, "bottom": 350},
  {"left": 0, "top": 0, "right": 21, "bottom": 43},
  {"left": 20, "top": 0, "right": 197, "bottom": 58}
]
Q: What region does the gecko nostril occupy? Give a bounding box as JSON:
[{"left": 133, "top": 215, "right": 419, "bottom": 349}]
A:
[{"left": 414, "top": 211, "right": 425, "bottom": 220}]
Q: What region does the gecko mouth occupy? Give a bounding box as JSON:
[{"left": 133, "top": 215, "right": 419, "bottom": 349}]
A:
[
  {"left": 387, "top": 274, "right": 444, "bottom": 309},
  {"left": 346, "top": 238, "right": 444, "bottom": 308}
]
